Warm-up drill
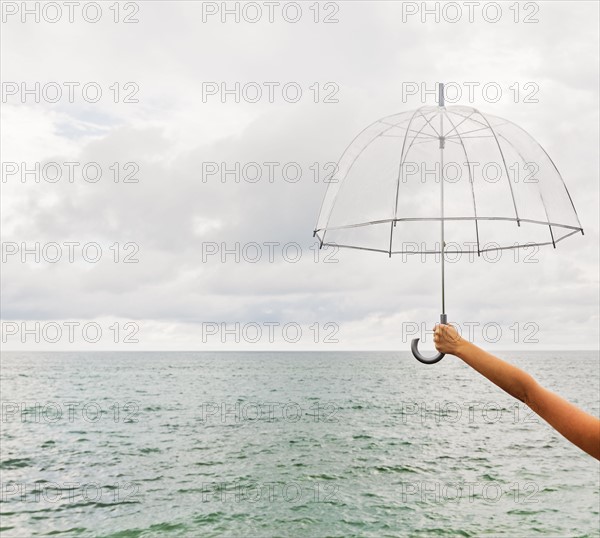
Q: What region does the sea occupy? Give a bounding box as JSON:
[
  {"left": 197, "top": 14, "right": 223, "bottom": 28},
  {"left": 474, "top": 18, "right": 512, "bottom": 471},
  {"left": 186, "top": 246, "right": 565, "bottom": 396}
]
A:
[{"left": 1, "top": 351, "right": 599, "bottom": 537}]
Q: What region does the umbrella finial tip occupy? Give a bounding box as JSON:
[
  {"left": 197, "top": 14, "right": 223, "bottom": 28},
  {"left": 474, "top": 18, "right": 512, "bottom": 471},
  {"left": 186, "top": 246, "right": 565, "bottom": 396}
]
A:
[{"left": 438, "top": 82, "right": 445, "bottom": 107}]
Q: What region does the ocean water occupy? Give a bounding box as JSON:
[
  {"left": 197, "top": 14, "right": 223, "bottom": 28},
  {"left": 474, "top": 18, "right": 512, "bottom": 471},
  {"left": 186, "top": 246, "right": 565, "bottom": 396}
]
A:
[{"left": 1, "top": 351, "right": 599, "bottom": 538}]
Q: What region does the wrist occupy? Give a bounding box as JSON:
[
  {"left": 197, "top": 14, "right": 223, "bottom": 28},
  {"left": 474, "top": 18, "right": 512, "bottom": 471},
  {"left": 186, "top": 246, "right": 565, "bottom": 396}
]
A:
[{"left": 454, "top": 339, "right": 471, "bottom": 359}]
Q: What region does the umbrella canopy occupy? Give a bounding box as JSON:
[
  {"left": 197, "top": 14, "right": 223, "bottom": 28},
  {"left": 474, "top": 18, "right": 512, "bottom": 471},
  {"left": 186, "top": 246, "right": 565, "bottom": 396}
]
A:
[
  {"left": 314, "top": 103, "right": 583, "bottom": 256},
  {"left": 313, "top": 87, "right": 584, "bottom": 363}
]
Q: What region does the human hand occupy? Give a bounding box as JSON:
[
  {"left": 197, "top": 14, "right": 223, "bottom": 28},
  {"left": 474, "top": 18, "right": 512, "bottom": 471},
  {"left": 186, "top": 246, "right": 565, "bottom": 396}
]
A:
[{"left": 433, "top": 323, "right": 466, "bottom": 356}]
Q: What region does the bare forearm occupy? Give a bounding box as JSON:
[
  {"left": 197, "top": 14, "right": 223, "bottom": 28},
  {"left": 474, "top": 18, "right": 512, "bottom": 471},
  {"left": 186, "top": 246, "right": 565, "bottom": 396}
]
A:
[
  {"left": 455, "top": 341, "right": 537, "bottom": 404},
  {"left": 434, "top": 324, "right": 600, "bottom": 458}
]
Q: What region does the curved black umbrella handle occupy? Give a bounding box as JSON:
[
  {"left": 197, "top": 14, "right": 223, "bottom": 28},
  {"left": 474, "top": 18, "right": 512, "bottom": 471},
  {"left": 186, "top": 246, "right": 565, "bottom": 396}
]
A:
[{"left": 411, "top": 314, "right": 447, "bottom": 365}]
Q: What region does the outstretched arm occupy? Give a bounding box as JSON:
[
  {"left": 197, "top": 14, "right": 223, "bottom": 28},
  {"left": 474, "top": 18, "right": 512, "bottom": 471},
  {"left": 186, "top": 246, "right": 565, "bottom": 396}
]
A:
[{"left": 434, "top": 324, "right": 600, "bottom": 460}]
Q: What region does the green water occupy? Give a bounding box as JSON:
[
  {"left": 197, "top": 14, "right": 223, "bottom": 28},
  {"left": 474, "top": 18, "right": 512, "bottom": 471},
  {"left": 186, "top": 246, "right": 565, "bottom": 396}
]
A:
[{"left": 1, "top": 351, "right": 599, "bottom": 537}]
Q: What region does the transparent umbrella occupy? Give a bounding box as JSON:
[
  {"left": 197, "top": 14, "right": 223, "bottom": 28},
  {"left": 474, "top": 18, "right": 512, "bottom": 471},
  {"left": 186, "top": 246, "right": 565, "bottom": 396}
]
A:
[{"left": 314, "top": 84, "right": 584, "bottom": 364}]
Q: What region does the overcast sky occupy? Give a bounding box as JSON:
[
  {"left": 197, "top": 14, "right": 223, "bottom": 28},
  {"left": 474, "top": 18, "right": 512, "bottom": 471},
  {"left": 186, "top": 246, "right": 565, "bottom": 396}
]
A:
[{"left": 1, "top": 0, "right": 598, "bottom": 351}]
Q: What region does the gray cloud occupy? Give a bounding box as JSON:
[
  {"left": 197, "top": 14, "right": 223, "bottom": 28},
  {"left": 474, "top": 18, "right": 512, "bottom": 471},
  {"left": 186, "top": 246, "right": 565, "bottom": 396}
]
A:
[{"left": 1, "top": 1, "right": 598, "bottom": 349}]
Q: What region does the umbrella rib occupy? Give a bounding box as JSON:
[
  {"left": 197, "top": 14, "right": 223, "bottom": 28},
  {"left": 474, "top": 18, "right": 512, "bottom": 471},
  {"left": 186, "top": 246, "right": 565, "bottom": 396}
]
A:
[
  {"left": 417, "top": 109, "right": 442, "bottom": 138},
  {"left": 442, "top": 110, "right": 477, "bottom": 138},
  {"left": 316, "top": 216, "right": 582, "bottom": 233},
  {"left": 504, "top": 118, "right": 584, "bottom": 232},
  {"left": 390, "top": 108, "right": 424, "bottom": 255},
  {"left": 392, "top": 110, "right": 444, "bottom": 223},
  {"left": 378, "top": 120, "right": 439, "bottom": 139},
  {"left": 553, "top": 228, "right": 581, "bottom": 244},
  {"left": 446, "top": 110, "right": 511, "bottom": 132},
  {"left": 446, "top": 135, "right": 496, "bottom": 139},
  {"left": 320, "top": 115, "right": 415, "bottom": 239},
  {"left": 473, "top": 109, "right": 521, "bottom": 226},
  {"left": 323, "top": 228, "right": 580, "bottom": 255},
  {"left": 378, "top": 117, "right": 413, "bottom": 128},
  {"left": 379, "top": 133, "right": 436, "bottom": 140},
  {"left": 443, "top": 111, "right": 481, "bottom": 255},
  {"left": 410, "top": 138, "right": 441, "bottom": 146},
  {"left": 446, "top": 125, "right": 491, "bottom": 138},
  {"left": 398, "top": 112, "right": 442, "bottom": 160},
  {"left": 494, "top": 131, "right": 557, "bottom": 248}
]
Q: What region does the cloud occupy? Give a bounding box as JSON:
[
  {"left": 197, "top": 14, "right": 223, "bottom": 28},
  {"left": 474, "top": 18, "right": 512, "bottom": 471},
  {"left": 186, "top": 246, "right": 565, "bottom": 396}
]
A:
[{"left": 1, "top": 1, "right": 598, "bottom": 350}]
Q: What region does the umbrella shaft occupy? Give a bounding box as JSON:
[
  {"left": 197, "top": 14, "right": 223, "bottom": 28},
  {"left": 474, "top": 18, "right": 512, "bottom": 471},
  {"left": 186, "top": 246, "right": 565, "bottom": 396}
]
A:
[
  {"left": 440, "top": 159, "right": 445, "bottom": 315},
  {"left": 440, "top": 114, "right": 446, "bottom": 316}
]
